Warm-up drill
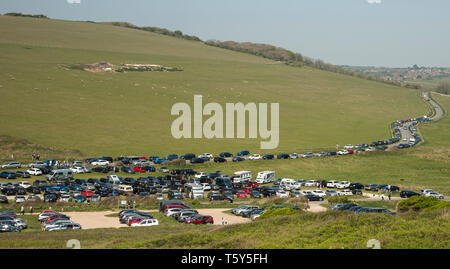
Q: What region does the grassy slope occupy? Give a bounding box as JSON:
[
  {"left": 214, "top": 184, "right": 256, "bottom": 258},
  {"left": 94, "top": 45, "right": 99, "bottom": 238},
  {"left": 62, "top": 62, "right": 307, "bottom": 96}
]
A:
[
  {"left": 1, "top": 210, "right": 448, "bottom": 249},
  {"left": 0, "top": 16, "right": 427, "bottom": 157}
]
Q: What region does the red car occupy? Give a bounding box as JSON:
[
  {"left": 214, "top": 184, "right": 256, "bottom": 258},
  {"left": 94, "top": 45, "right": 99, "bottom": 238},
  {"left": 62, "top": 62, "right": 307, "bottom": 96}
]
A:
[
  {"left": 128, "top": 217, "right": 145, "bottom": 226},
  {"left": 133, "top": 166, "right": 146, "bottom": 173},
  {"left": 247, "top": 181, "right": 259, "bottom": 188},
  {"left": 347, "top": 150, "right": 354, "bottom": 155},
  {"left": 138, "top": 156, "right": 148, "bottom": 160},
  {"left": 185, "top": 215, "right": 213, "bottom": 224},
  {"left": 236, "top": 190, "right": 248, "bottom": 198},
  {"left": 239, "top": 187, "right": 252, "bottom": 194},
  {"left": 81, "top": 190, "right": 95, "bottom": 197}
]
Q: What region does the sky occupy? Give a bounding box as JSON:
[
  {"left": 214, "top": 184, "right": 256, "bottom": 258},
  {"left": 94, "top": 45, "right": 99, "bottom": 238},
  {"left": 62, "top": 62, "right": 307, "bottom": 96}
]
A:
[{"left": 1, "top": 0, "right": 449, "bottom": 67}]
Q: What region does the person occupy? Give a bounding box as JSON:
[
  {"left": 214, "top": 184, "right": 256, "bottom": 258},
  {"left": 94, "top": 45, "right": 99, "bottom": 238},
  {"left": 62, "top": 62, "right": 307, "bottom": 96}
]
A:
[
  {"left": 32, "top": 154, "right": 35, "bottom": 161},
  {"left": 304, "top": 201, "right": 308, "bottom": 211},
  {"left": 388, "top": 192, "right": 392, "bottom": 201},
  {"left": 222, "top": 217, "right": 224, "bottom": 225},
  {"left": 381, "top": 195, "right": 385, "bottom": 200},
  {"left": 21, "top": 205, "right": 25, "bottom": 215},
  {"left": 36, "top": 154, "right": 40, "bottom": 160},
  {"left": 61, "top": 207, "right": 64, "bottom": 212},
  {"left": 29, "top": 206, "right": 33, "bottom": 214}
]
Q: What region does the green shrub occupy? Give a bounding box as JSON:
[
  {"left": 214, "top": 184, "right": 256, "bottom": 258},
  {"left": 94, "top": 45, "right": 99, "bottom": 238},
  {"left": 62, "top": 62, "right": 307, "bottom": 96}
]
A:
[
  {"left": 327, "top": 196, "right": 351, "bottom": 204},
  {"left": 258, "top": 208, "right": 299, "bottom": 220},
  {"left": 398, "top": 196, "right": 450, "bottom": 212},
  {"left": 191, "top": 200, "right": 200, "bottom": 206}
]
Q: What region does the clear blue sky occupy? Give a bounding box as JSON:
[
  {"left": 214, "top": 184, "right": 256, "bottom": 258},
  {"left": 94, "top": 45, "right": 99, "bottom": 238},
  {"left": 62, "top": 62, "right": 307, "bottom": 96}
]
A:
[{"left": 1, "top": 0, "right": 449, "bottom": 67}]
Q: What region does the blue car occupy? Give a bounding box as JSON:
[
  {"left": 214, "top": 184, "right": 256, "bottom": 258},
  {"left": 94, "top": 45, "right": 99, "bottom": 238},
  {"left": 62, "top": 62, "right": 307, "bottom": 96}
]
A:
[
  {"left": 0, "top": 172, "right": 16, "bottom": 179},
  {"left": 144, "top": 165, "right": 156, "bottom": 172},
  {"left": 75, "top": 195, "right": 86, "bottom": 203},
  {"left": 153, "top": 158, "right": 165, "bottom": 164},
  {"left": 237, "top": 150, "right": 250, "bottom": 156},
  {"left": 164, "top": 154, "right": 178, "bottom": 161}
]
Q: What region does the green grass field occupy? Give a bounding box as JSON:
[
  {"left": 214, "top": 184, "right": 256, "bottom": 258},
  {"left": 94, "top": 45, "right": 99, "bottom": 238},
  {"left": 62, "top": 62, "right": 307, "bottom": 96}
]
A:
[{"left": 0, "top": 15, "right": 428, "bottom": 159}]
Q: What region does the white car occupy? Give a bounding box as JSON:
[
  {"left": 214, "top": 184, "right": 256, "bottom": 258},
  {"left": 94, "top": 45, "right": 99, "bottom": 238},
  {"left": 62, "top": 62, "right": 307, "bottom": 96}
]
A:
[
  {"left": 249, "top": 154, "right": 262, "bottom": 160},
  {"left": 198, "top": 153, "right": 213, "bottom": 160},
  {"left": 421, "top": 189, "right": 434, "bottom": 194},
  {"left": 344, "top": 144, "right": 354, "bottom": 150},
  {"left": 195, "top": 172, "right": 207, "bottom": 179},
  {"left": 19, "top": 181, "right": 31, "bottom": 189},
  {"left": 312, "top": 190, "right": 326, "bottom": 198},
  {"left": 15, "top": 195, "right": 26, "bottom": 203},
  {"left": 336, "top": 181, "right": 351, "bottom": 189},
  {"left": 70, "top": 167, "right": 85, "bottom": 174},
  {"left": 338, "top": 190, "right": 353, "bottom": 196},
  {"left": 72, "top": 161, "right": 84, "bottom": 167},
  {"left": 91, "top": 160, "right": 110, "bottom": 166},
  {"left": 302, "top": 190, "right": 314, "bottom": 196},
  {"left": 60, "top": 194, "right": 72, "bottom": 202},
  {"left": 276, "top": 190, "right": 288, "bottom": 198},
  {"left": 304, "top": 180, "right": 317, "bottom": 187},
  {"left": 201, "top": 183, "right": 211, "bottom": 191},
  {"left": 164, "top": 208, "right": 182, "bottom": 217},
  {"left": 326, "top": 180, "right": 339, "bottom": 188},
  {"left": 425, "top": 192, "right": 444, "bottom": 199},
  {"left": 366, "top": 147, "right": 376, "bottom": 152},
  {"left": 131, "top": 219, "right": 159, "bottom": 227},
  {"left": 337, "top": 150, "right": 349, "bottom": 155},
  {"left": 82, "top": 166, "right": 92, "bottom": 173},
  {"left": 27, "top": 168, "right": 43, "bottom": 176},
  {"left": 290, "top": 153, "right": 298, "bottom": 159}
]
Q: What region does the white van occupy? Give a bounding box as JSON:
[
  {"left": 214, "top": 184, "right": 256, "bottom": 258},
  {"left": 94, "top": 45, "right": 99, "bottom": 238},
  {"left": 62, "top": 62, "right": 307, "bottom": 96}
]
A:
[
  {"left": 46, "top": 169, "right": 73, "bottom": 181},
  {"left": 118, "top": 185, "right": 133, "bottom": 195},
  {"left": 232, "top": 171, "right": 252, "bottom": 183},
  {"left": 255, "top": 171, "right": 275, "bottom": 184},
  {"left": 280, "top": 178, "right": 296, "bottom": 190}
]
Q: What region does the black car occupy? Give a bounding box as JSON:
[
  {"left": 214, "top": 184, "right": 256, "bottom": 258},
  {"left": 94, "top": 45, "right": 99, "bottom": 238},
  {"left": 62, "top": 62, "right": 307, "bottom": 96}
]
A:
[
  {"left": 121, "top": 166, "right": 135, "bottom": 174},
  {"left": 304, "top": 194, "right": 324, "bottom": 201},
  {"left": 261, "top": 186, "right": 276, "bottom": 197},
  {"left": 400, "top": 190, "right": 421, "bottom": 198},
  {"left": 0, "top": 196, "right": 8, "bottom": 203},
  {"left": 15, "top": 171, "right": 31, "bottom": 178},
  {"left": 219, "top": 152, "right": 233, "bottom": 158},
  {"left": 92, "top": 166, "right": 110, "bottom": 173},
  {"left": 190, "top": 158, "right": 205, "bottom": 164},
  {"left": 349, "top": 182, "right": 364, "bottom": 190},
  {"left": 168, "top": 190, "right": 184, "bottom": 200},
  {"left": 250, "top": 191, "right": 261, "bottom": 198},
  {"left": 213, "top": 156, "right": 227, "bottom": 163},
  {"left": 43, "top": 194, "right": 58, "bottom": 203},
  {"left": 352, "top": 189, "right": 362, "bottom": 195},
  {"left": 180, "top": 153, "right": 196, "bottom": 160},
  {"left": 276, "top": 153, "right": 290, "bottom": 159},
  {"left": 262, "top": 154, "right": 274, "bottom": 160},
  {"left": 331, "top": 203, "right": 358, "bottom": 211},
  {"left": 327, "top": 151, "right": 337, "bottom": 156}
]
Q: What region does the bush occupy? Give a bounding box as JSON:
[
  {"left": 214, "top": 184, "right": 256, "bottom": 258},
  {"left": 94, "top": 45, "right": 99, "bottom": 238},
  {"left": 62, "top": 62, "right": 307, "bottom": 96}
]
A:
[
  {"left": 258, "top": 208, "right": 299, "bottom": 220},
  {"left": 398, "top": 196, "right": 450, "bottom": 212},
  {"left": 327, "top": 196, "right": 351, "bottom": 204},
  {"left": 191, "top": 200, "right": 200, "bottom": 206}
]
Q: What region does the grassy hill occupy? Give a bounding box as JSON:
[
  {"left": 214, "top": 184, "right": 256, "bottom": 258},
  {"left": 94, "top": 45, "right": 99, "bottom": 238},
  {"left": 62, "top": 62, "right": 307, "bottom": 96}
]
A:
[{"left": 0, "top": 15, "right": 428, "bottom": 158}]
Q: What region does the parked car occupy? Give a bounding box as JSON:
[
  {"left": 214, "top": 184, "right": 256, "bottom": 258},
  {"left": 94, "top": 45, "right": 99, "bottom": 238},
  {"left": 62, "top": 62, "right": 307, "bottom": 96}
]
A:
[
  {"left": 237, "top": 150, "right": 250, "bottom": 156},
  {"left": 232, "top": 157, "right": 245, "bottom": 162},
  {"left": 400, "top": 190, "right": 421, "bottom": 198},
  {"left": 185, "top": 215, "right": 213, "bottom": 225},
  {"left": 130, "top": 218, "right": 159, "bottom": 227},
  {"left": 1, "top": 162, "right": 21, "bottom": 169}
]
